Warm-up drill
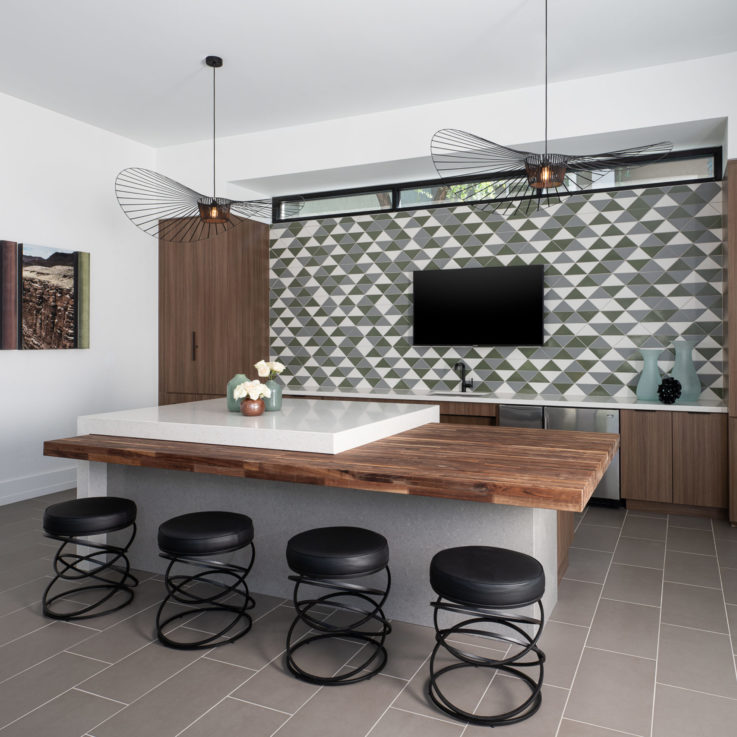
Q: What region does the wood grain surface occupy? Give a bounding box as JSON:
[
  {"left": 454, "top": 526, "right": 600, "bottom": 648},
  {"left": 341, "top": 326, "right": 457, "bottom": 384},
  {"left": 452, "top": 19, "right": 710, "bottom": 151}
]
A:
[{"left": 44, "top": 424, "right": 618, "bottom": 512}]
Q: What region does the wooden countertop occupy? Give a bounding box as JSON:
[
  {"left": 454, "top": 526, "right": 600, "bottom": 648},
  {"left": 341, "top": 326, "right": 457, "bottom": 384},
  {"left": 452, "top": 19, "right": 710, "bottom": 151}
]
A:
[{"left": 44, "top": 423, "right": 618, "bottom": 513}]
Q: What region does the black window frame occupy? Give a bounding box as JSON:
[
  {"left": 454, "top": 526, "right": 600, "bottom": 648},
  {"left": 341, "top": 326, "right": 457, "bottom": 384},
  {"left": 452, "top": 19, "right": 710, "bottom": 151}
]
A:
[{"left": 272, "top": 146, "right": 722, "bottom": 223}]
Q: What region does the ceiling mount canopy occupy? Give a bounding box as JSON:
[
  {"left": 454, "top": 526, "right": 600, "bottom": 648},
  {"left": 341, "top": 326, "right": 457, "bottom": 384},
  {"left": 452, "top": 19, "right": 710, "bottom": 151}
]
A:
[
  {"left": 430, "top": 0, "right": 673, "bottom": 216},
  {"left": 115, "top": 56, "right": 279, "bottom": 242}
]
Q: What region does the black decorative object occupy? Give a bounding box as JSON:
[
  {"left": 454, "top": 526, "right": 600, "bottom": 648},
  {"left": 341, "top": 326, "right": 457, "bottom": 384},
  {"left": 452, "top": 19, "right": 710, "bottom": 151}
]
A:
[
  {"left": 657, "top": 376, "right": 682, "bottom": 405},
  {"left": 430, "top": 0, "right": 673, "bottom": 215},
  {"left": 115, "top": 57, "right": 291, "bottom": 242}
]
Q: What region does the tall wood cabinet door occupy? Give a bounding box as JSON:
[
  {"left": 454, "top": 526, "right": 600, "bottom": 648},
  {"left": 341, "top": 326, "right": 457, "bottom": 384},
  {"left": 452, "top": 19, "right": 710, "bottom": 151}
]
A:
[
  {"left": 159, "top": 241, "right": 202, "bottom": 394},
  {"left": 159, "top": 220, "right": 269, "bottom": 399},
  {"left": 620, "top": 410, "right": 673, "bottom": 502},
  {"left": 195, "top": 222, "right": 269, "bottom": 394},
  {"left": 673, "top": 412, "right": 728, "bottom": 508}
]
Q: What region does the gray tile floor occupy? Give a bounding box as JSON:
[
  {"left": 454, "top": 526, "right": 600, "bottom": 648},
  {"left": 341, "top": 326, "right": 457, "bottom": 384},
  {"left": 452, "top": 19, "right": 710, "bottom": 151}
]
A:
[{"left": 1, "top": 490, "right": 736, "bottom": 736}]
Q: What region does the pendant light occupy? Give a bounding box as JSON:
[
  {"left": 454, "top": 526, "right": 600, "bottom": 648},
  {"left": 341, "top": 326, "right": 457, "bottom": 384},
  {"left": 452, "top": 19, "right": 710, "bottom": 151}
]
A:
[
  {"left": 115, "top": 56, "right": 273, "bottom": 242},
  {"left": 430, "top": 0, "right": 673, "bottom": 215}
]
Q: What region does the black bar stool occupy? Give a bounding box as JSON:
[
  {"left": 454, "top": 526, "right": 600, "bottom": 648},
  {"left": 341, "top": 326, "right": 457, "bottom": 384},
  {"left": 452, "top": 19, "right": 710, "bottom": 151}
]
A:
[
  {"left": 428, "top": 545, "right": 546, "bottom": 727},
  {"left": 155, "top": 511, "right": 255, "bottom": 649},
  {"left": 285, "top": 526, "right": 391, "bottom": 685},
  {"left": 42, "top": 496, "right": 139, "bottom": 620}
]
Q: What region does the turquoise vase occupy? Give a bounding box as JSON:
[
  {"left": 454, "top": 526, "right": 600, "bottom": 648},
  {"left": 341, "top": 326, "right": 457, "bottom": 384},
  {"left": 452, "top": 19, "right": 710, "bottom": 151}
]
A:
[
  {"left": 264, "top": 379, "right": 283, "bottom": 411},
  {"left": 226, "top": 373, "right": 248, "bottom": 412},
  {"left": 672, "top": 340, "right": 701, "bottom": 403},
  {"left": 636, "top": 348, "right": 661, "bottom": 401}
]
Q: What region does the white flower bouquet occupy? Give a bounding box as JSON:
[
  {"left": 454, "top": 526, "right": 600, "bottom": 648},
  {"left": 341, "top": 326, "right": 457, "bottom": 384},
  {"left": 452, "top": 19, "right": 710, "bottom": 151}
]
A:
[
  {"left": 254, "top": 360, "right": 285, "bottom": 381},
  {"left": 233, "top": 379, "right": 271, "bottom": 402}
]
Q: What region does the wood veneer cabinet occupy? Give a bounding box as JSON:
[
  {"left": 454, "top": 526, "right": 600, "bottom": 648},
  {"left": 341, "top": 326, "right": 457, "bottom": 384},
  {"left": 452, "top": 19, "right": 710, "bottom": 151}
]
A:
[
  {"left": 621, "top": 410, "right": 672, "bottom": 503},
  {"left": 673, "top": 412, "right": 728, "bottom": 507},
  {"left": 159, "top": 220, "right": 269, "bottom": 405},
  {"left": 621, "top": 409, "right": 727, "bottom": 509}
]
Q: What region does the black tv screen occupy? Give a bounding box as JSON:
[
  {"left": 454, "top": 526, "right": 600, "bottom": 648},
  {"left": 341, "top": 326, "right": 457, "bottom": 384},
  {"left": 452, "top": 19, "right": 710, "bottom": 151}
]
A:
[{"left": 412, "top": 264, "right": 544, "bottom": 346}]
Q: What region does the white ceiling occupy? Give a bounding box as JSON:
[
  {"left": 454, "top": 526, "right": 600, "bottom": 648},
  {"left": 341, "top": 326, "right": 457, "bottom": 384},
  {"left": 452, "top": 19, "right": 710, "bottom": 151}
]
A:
[{"left": 1, "top": 0, "right": 736, "bottom": 148}]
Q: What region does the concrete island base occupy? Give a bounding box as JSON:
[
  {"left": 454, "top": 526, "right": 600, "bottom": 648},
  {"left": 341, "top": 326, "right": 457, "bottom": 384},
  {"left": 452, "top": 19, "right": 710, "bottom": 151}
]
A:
[{"left": 81, "top": 461, "right": 559, "bottom": 626}]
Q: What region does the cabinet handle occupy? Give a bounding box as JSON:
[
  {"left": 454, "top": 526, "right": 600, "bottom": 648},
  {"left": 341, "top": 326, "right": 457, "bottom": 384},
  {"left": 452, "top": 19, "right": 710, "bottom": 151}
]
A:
[{"left": 191, "top": 331, "right": 197, "bottom": 361}]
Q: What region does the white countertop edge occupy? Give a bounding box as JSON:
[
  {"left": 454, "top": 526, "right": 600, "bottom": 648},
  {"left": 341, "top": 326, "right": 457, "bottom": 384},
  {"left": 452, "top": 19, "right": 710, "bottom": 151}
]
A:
[
  {"left": 333, "top": 404, "right": 439, "bottom": 452},
  {"left": 282, "top": 385, "right": 727, "bottom": 413},
  {"left": 77, "top": 399, "right": 441, "bottom": 454}
]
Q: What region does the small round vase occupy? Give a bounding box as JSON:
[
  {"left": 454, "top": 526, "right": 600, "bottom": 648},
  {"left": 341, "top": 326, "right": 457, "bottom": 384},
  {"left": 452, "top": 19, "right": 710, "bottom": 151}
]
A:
[
  {"left": 264, "top": 379, "right": 283, "bottom": 411},
  {"left": 240, "top": 398, "right": 265, "bottom": 417},
  {"left": 635, "top": 348, "right": 662, "bottom": 401},
  {"left": 671, "top": 339, "right": 701, "bottom": 403}
]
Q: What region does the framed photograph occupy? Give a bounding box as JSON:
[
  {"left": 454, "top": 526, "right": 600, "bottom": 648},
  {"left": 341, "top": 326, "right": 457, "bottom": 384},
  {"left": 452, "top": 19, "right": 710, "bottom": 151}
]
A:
[{"left": 0, "top": 240, "right": 89, "bottom": 350}]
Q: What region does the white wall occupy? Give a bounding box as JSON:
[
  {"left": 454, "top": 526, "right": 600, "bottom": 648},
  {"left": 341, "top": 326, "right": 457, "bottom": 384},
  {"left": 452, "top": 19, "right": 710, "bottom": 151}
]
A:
[
  {"left": 0, "top": 92, "right": 158, "bottom": 505},
  {"left": 158, "top": 51, "right": 737, "bottom": 195}
]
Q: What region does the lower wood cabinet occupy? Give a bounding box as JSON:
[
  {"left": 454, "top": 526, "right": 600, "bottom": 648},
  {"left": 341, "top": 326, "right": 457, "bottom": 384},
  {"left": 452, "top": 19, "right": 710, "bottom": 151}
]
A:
[
  {"left": 160, "top": 392, "right": 224, "bottom": 406},
  {"left": 621, "top": 409, "right": 727, "bottom": 509}
]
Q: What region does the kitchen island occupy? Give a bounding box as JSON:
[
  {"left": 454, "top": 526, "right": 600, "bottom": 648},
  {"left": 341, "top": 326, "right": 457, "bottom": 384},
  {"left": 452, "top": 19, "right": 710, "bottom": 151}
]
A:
[{"left": 44, "top": 398, "right": 618, "bottom": 624}]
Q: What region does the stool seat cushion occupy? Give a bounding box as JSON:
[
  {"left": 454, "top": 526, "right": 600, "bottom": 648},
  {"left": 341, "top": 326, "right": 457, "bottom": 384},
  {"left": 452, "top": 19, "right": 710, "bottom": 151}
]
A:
[
  {"left": 43, "top": 497, "right": 137, "bottom": 537},
  {"left": 158, "top": 512, "right": 254, "bottom": 557},
  {"left": 430, "top": 546, "right": 545, "bottom": 608},
  {"left": 287, "top": 526, "right": 389, "bottom": 577}
]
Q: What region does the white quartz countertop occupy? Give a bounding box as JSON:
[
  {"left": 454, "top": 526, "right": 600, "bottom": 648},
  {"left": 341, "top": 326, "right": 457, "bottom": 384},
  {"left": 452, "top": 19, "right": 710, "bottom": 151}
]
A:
[
  {"left": 77, "top": 398, "right": 440, "bottom": 454},
  {"left": 282, "top": 385, "right": 726, "bottom": 413}
]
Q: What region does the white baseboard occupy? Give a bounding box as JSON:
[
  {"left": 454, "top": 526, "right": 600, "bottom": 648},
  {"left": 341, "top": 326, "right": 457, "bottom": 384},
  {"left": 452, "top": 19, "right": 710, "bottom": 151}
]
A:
[{"left": 0, "top": 468, "right": 76, "bottom": 506}]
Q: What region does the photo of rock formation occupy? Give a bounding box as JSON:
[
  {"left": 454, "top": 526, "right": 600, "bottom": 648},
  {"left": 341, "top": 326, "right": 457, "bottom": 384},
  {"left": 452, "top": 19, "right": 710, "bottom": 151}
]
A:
[
  {"left": 22, "top": 246, "right": 78, "bottom": 349},
  {"left": 0, "top": 241, "right": 89, "bottom": 350}
]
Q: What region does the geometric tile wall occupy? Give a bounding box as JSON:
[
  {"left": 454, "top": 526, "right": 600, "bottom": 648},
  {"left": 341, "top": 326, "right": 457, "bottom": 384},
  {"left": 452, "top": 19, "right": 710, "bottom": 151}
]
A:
[{"left": 270, "top": 181, "right": 724, "bottom": 400}]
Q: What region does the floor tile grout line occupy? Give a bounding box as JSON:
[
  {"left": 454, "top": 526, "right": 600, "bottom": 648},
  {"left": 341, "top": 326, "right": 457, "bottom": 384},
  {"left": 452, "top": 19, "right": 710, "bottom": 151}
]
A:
[
  {"left": 226, "top": 694, "right": 294, "bottom": 716},
  {"left": 575, "top": 522, "right": 625, "bottom": 531},
  {"left": 662, "top": 579, "right": 722, "bottom": 591},
  {"left": 547, "top": 617, "right": 589, "bottom": 628},
  {"left": 585, "top": 645, "right": 656, "bottom": 662},
  {"left": 0, "top": 662, "right": 131, "bottom": 734},
  {"left": 659, "top": 621, "right": 732, "bottom": 637},
  {"left": 666, "top": 547, "right": 717, "bottom": 558},
  {"left": 171, "top": 605, "right": 340, "bottom": 737},
  {"left": 563, "top": 715, "right": 645, "bottom": 736},
  {"left": 654, "top": 680, "right": 737, "bottom": 702},
  {"left": 72, "top": 686, "right": 129, "bottom": 706},
  {"left": 552, "top": 504, "right": 628, "bottom": 737},
  {"left": 600, "top": 596, "right": 660, "bottom": 609},
  {"left": 202, "top": 654, "right": 259, "bottom": 672},
  {"left": 712, "top": 516, "right": 737, "bottom": 689},
  {"left": 62, "top": 650, "right": 113, "bottom": 666},
  {"left": 648, "top": 511, "right": 668, "bottom": 737},
  {"left": 363, "top": 652, "right": 443, "bottom": 737},
  {"left": 607, "top": 562, "right": 664, "bottom": 572},
  {"left": 0, "top": 572, "right": 53, "bottom": 601},
  {"left": 390, "top": 704, "right": 465, "bottom": 728},
  {"left": 562, "top": 576, "right": 611, "bottom": 586},
  {"left": 83, "top": 641, "right": 216, "bottom": 734},
  {"left": 570, "top": 545, "right": 618, "bottom": 554}
]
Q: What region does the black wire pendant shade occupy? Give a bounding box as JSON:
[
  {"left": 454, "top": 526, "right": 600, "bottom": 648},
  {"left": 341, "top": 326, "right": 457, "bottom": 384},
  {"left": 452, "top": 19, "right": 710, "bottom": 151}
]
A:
[
  {"left": 115, "top": 56, "right": 283, "bottom": 242},
  {"left": 430, "top": 1, "right": 673, "bottom": 215}
]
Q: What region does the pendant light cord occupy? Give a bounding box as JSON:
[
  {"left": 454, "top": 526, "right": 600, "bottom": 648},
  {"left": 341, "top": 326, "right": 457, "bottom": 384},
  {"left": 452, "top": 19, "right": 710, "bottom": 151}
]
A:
[
  {"left": 544, "top": 0, "right": 548, "bottom": 158},
  {"left": 212, "top": 63, "right": 217, "bottom": 199}
]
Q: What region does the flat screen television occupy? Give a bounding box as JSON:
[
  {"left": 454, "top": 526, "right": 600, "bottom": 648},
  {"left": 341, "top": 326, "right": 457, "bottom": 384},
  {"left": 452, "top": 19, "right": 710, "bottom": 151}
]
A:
[{"left": 412, "top": 264, "right": 544, "bottom": 346}]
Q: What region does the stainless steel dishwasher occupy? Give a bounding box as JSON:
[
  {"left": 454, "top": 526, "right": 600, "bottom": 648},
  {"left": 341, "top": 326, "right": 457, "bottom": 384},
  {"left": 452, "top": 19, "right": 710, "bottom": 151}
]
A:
[{"left": 544, "top": 406, "right": 620, "bottom": 502}]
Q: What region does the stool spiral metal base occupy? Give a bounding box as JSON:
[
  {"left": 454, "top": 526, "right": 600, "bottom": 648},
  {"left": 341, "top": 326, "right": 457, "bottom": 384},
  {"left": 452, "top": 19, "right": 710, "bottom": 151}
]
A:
[
  {"left": 285, "top": 526, "right": 392, "bottom": 685},
  {"left": 286, "top": 568, "right": 392, "bottom": 685},
  {"left": 427, "top": 545, "right": 546, "bottom": 727},
  {"left": 429, "top": 598, "right": 545, "bottom": 726},
  {"left": 42, "top": 496, "right": 139, "bottom": 621},
  {"left": 154, "top": 511, "right": 256, "bottom": 650},
  {"left": 155, "top": 545, "right": 255, "bottom": 650},
  {"left": 43, "top": 526, "right": 139, "bottom": 620}
]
